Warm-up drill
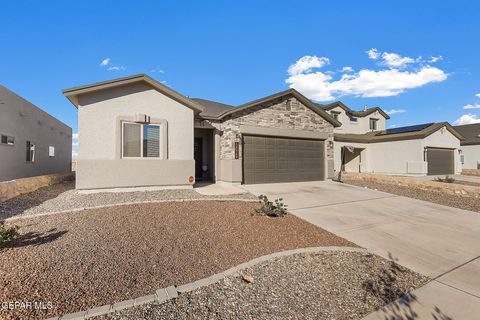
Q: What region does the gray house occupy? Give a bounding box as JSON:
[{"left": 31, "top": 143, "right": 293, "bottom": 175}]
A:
[
  {"left": 0, "top": 85, "right": 72, "bottom": 182},
  {"left": 63, "top": 74, "right": 340, "bottom": 190}
]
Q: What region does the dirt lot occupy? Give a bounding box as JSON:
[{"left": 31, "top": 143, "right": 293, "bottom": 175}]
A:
[
  {"left": 0, "top": 201, "right": 353, "bottom": 319},
  {"left": 344, "top": 178, "right": 480, "bottom": 213}
]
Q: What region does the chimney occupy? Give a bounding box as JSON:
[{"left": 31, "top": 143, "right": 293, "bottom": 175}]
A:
[{"left": 363, "top": 104, "right": 368, "bottom": 111}]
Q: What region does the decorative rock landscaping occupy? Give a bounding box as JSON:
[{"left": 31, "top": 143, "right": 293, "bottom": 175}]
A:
[
  {"left": 0, "top": 201, "right": 354, "bottom": 319},
  {"left": 342, "top": 172, "right": 480, "bottom": 213}
]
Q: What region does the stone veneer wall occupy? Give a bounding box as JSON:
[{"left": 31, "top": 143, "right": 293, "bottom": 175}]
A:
[
  {"left": 210, "top": 95, "right": 335, "bottom": 161},
  {"left": 343, "top": 172, "right": 480, "bottom": 198},
  {"left": 0, "top": 173, "right": 74, "bottom": 202}
]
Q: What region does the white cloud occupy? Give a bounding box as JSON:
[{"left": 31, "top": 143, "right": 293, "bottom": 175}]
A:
[
  {"left": 388, "top": 124, "right": 397, "bottom": 128},
  {"left": 475, "top": 93, "right": 480, "bottom": 98},
  {"left": 366, "top": 48, "right": 419, "bottom": 68},
  {"left": 288, "top": 56, "right": 330, "bottom": 76},
  {"left": 107, "top": 65, "right": 125, "bottom": 71},
  {"left": 454, "top": 114, "right": 480, "bottom": 125},
  {"left": 72, "top": 133, "right": 78, "bottom": 139},
  {"left": 429, "top": 56, "right": 443, "bottom": 63},
  {"left": 150, "top": 68, "right": 164, "bottom": 73},
  {"left": 367, "top": 48, "right": 380, "bottom": 60},
  {"left": 341, "top": 66, "right": 354, "bottom": 72},
  {"left": 72, "top": 142, "right": 79, "bottom": 147},
  {"left": 384, "top": 109, "right": 407, "bottom": 115},
  {"left": 100, "top": 58, "right": 110, "bottom": 66},
  {"left": 463, "top": 103, "right": 480, "bottom": 109},
  {"left": 100, "top": 58, "right": 125, "bottom": 71},
  {"left": 286, "top": 61, "right": 447, "bottom": 101},
  {"left": 381, "top": 52, "right": 415, "bottom": 68}
]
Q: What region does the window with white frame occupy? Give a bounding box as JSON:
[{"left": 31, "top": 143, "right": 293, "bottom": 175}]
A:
[
  {"left": 26, "top": 141, "right": 35, "bottom": 162},
  {"left": 122, "top": 122, "right": 161, "bottom": 158},
  {"left": 1, "top": 134, "right": 14, "bottom": 145},
  {"left": 349, "top": 116, "right": 358, "bottom": 123},
  {"left": 369, "top": 118, "right": 378, "bottom": 130},
  {"left": 49, "top": 146, "right": 55, "bottom": 157}
]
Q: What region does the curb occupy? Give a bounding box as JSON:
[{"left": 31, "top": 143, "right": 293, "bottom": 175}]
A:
[
  {"left": 5, "top": 198, "right": 260, "bottom": 222},
  {"left": 47, "top": 246, "right": 365, "bottom": 319}
]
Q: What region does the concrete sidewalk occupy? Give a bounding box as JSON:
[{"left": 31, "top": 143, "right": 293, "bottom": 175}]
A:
[{"left": 244, "top": 181, "right": 480, "bottom": 319}]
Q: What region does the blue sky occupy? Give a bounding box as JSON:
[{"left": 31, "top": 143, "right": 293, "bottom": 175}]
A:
[{"left": 1, "top": 1, "right": 479, "bottom": 155}]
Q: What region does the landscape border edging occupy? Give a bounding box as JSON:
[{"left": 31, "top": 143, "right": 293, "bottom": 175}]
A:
[{"left": 47, "top": 246, "right": 366, "bottom": 320}]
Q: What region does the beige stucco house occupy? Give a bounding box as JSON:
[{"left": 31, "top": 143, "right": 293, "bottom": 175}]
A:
[
  {"left": 454, "top": 123, "right": 480, "bottom": 169},
  {"left": 63, "top": 74, "right": 340, "bottom": 190},
  {"left": 318, "top": 101, "right": 465, "bottom": 176}
]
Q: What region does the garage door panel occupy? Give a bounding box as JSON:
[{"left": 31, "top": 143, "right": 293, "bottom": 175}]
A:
[
  {"left": 427, "top": 148, "right": 454, "bottom": 175},
  {"left": 243, "top": 135, "right": 325, "bottom": 184}
]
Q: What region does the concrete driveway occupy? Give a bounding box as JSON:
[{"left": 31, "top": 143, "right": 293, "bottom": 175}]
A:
[{"left": 243, "top": 181, "right": 480, "bottom": 319}]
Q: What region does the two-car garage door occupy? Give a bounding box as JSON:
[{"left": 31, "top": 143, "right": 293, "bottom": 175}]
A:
[
  {"left": 426, "top": 147, "right": 454, "bottom": 175},
  {"left": 243, "top": 135, "right": 325, "bottom": 184}
]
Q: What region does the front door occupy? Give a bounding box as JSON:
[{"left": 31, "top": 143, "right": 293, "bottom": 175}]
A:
[{"left": 194, "top": 137, "right": 203, "bottom": 180}]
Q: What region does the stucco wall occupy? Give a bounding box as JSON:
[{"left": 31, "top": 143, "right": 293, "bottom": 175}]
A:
[
  {"left": 461, "top": 145, "right": 480, "bottom": 169},
  {"left": 76, "top": 82, "right": 194, "bottom": 189},
  {"left": 210, "top": 96, "right": 335, "bottom": 183},
  {"left": 330, "top": 106, "right": 387, "bottom": 134},
  {"left": 0, "top": 85, "right": 72, "bottom": 182}
]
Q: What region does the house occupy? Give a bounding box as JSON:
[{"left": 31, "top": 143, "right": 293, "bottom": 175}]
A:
[
  {"left": 317, "top": 101, "right": 391, "bottom": 134},
  {"left": 318, "top": 101, "right": 464, "bottom": 176},
  {"left": 0, "top": 85, "right": 72, "bottom": 182},
  {"left": 63, "top": 74, "right": 341, "bottom": 190},
  {"left": 454, "top": 123, "right": 480, "bottom": 169}
]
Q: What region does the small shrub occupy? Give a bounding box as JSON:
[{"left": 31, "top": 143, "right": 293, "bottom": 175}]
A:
[
  {"left": 0, "top": 223, "right": 19, "bottom": 247},
  {"left": 434, "top": 176, "right": 455, "bottom": 183},
  {"left": 255, "top": 195, "right": 288, "bottom": 217}
]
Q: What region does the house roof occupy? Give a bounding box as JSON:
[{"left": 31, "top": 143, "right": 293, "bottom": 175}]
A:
[
  {"left": 62, "top": 74, "right": 205, "bottom": 113},
  {"left": 198, "top": 88, "right": 342, "bottom": 127},
  {"left": 190, "top": 98, "right": 235, "bottom": 117},
  {"left": 335, "top": 122, "right": 464, "bottom": 143},
  {"left": 454, "top": 123, "right": 480, "bottom": 146},
  {"left": 317, "top": 101, "right": 391, "bottom": 120}
]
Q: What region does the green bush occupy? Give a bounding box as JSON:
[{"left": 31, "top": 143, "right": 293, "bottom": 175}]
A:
[
  {"left": 0, "top": 223, "right": 19, "bottom": 247},
  {"left": 255, "top": 195, "right": 288, "bottom": 217},
  {"left": 434, "top": 176, "right": 455, "bottom": 183}
]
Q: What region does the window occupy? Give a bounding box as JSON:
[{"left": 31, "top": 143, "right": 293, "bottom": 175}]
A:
[
  {"left": 349, "top": 116, "right": 358, "bottom": 122},
  {"left": 49, "top": 146, "right": 55, "bottom": 157},
  {"left": 122, "top": 122, "right": 161, "bottom": 158},
  {"left": 331, "top": 111, "right": 340, "bottom": 121},
  {"left": 369, "top": 118, "right": 378, "bottom": 130},
  {"left": 26, "top": 141, "right": 35, "bottom": 162},
  {"left": 1, "top": 135, "right": 14, "bottom": 145}
]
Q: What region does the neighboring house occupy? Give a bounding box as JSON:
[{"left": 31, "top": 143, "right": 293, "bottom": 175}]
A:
[
  {"left": 63, "top": 74, "right": 340, "bottom": 190},
  {"left": 317, "top": 101, "right": 390, "bottom": 134},
  {"left": 454, "top": 123, "right": 480, "bottom": 169},
  {"left": 333, "top": 120, "right": 464, "bottom": 176},
  {"left": 314, "top": 101, "right": 464, "bottom": 176},
  {"left": 0, "top": 85, "right": 72, "bottom": 182}
]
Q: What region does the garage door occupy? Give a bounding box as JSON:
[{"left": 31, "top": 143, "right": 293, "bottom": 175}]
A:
[
  {"left": 243, "top": 135, "right": 325, "bottom": 184},
  {"left": 427, "top": 148, "right": 454, "bottom": 175}
]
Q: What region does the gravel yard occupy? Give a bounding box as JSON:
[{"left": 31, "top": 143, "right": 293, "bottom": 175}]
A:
[
  {"left": 344, "top": 179, "right": 480, "bottom": 213},
  {"left": 101, "top": 251, "right": 428, "bottom": 320},
  {"left": 0, "top": 201, "right": 354, "bottom": 319},
  {"left": 0, "top": 181, "right": 257, "bottom": 220}
]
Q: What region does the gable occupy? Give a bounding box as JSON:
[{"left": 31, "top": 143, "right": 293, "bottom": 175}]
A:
[{"left": 63, "top": 74, "right": 204, "bottom": 113}]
